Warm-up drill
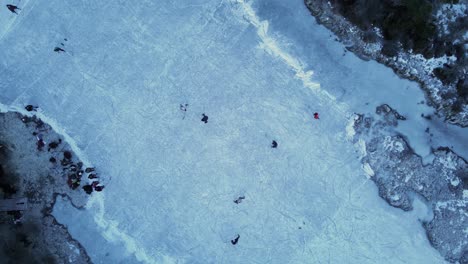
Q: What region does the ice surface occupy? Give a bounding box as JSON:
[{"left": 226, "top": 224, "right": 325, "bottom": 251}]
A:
[
  {"left": 251, "top": 0, "right": 468, "bottom": 161},
  {"left": 0, "top": 0, "right": 460, "bottom": 263}
]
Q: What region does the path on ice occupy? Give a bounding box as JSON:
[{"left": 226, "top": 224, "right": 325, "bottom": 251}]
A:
[{"left": 0, "top": 0, "right": 456, "bottom": 263}]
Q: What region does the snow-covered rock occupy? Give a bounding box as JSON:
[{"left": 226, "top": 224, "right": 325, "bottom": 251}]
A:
[{"left": 351, "top": 105, "right": 467, "bottom": 262}]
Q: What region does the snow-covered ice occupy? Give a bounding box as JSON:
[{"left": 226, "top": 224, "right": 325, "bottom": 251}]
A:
[{"left": 1, "top": 0, "right": 464, "bottom": 263}]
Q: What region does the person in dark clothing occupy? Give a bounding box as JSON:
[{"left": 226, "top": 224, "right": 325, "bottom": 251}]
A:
[
  {"left": 68, "top": 174, "right": 80, "bottom": 189},
  {"left": 180, "top": 104, "right": 188, "bottom": 119},
  {"left": 25, "top": 105, "right": 38, "bottom": 112},
  {"left": 234, "top": 196, "right": 245, "bottom": 204},
  {"left": 48, "top": 141, "right": 60, "bottom": 151},
  {"left": 201, "top": 114, "right": 208, "bottom": 123},
  {"left": 88, "top": 173, "right": 98, "bottom": 179},
  {"left": 71, "top": 179, "right": 80, "bottom": 189},
  {"left": 180, "top": 104, "right": 188, "bottom": 112},
  {"left": 85, "top": 167, "right": 95, "bottom": 173},
  {"left": 271, "top": 140, "right": 278, "bottom": 148},
  {"left": 37, "top": 139, "right": 45, "bottom": 151},
  {"left": 82, "top": 185, "right": 93, "bottom": 194},
  {"left": 54, "top": 47, "right": 65, "bottom": 53},
  {"left": 61, "top": 159, "right": 72, "bottom": 166},
  {"left": 6, "top": 4, "right": 20, "bottom": 14},
  {"left": 231, "top": 234, "right": 240, "bottom": 245},
  {"left": 313, "top": 112, "right": 319, "bottom": 119},
  {"left": 36, "top": 122, "right": 45, "bottom": 132},
  {"left": 63, "top": 151, "right": 72, "bottom": 160},
  {"left": 91, "top": 181, "right": 104, "bottom": 191}
]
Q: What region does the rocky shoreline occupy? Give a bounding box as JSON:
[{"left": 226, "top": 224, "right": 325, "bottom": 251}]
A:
[
  {"left": 0, "top": 111, "right": 93, "bottom": 263},
  {"left": 303, "top": 1, "right": 468, "bottom": 261},
  {"left": 350, "top": 105, "right": 467, "bottom": 263},
  {"left": 304, "top": 0, "right": 467, "bottom": 127}
]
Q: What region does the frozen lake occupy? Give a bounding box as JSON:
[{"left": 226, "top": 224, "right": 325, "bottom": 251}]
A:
[{"left": 1, "top": 0, "right": 462, "bottom": 263}]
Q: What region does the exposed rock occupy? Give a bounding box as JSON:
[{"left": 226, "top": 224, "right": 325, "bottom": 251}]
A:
[{"left": 351, "top": 104, "right": 467, "bottom": 262}]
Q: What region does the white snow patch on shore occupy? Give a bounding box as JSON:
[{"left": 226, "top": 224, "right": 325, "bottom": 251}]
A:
[
  {"left": 437, "top": 4, "right": 467, "bottom": 33},
  {"left": 436, "top": 200, "right": 468, "bottom": 217},
  {"left": 439, "top": 154, "right": 458, "bottom": 170},
  {"left": 356, "top": 138, "right": 367, "bottom": 158},
  {"left": 362, "top": 163, "right": 375, "bottom": 178},
  {"left": 345, "top": 115, "right": 357, "bottom": 140},
  {"left": 383, "top": 136, "right": 404, "bottom": 153}
]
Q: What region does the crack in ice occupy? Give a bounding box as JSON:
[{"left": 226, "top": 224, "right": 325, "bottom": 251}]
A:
[{"left": 234, "top": 0, "right": 336, "bottom": 101}]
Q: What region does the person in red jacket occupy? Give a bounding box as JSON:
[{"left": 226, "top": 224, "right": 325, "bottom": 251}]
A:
[{"left": 313, "top": 112, "right": 319, "bottom": 119}]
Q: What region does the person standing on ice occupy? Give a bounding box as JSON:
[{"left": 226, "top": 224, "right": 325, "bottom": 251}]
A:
[
  {"left": 25, "top": 105, "right": 38, "bottom": 112},
  {"left": 6, "top": 4, "right": 20, "bottom": 14},
  {"left": 201, "top": 113, "right": 208, "bottom": 123},
  {"left": 231, "top": 234, "right": 240, "bottom": 245},
  {"left": 54, "top": 47, "right": 65, "bottom": 53},
  {"left": 313, "top": 112, "right": 319, "bottom": 119}
]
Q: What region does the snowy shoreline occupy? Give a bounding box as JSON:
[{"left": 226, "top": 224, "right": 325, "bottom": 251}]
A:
[
  {"left": 349, "top": 105, "right": 467, "bottom": 263},
  {"left": 304, "top": 0, "right": 468, "bottom": 127},
  {"left": 0, "top": 111, "right": 92, "bottom": 263}
]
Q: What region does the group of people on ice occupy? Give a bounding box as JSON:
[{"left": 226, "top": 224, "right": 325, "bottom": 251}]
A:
[{"left": 24, "top": 105, "right": 105, "bottom": 195}]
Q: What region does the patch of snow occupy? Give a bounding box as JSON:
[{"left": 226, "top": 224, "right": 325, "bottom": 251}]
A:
[
  {"left": 390, "top": 193, "right": 400, "bottom": 201},
  {"left": 438, "top": 4, "right": 467, "bottom": 23},
  {"left": 439, "top": 154, "right": 458, "bottom": 170},
  {"left": 383, "top": 136, "right": 404, "bottom": 153},
  {"left": 362, "top": 163, "right": 375, "bottom": 178},
  {"left": 364, "top": 41, "right": 382, "bottom": 54},
  {"left": 374, "top": 27, "right": 383, "bottom": 39},
  {"left": 436, "top": 4, "right": 467, "bottom": 33},
  {"left": 450, "top": 177, "right": 460, "bottom": 187},
  {"left": 67, "top": 243, "right": 80, "bottom": 255},
  {"left": 404, "top": 173, "right": 412, "bottom": 183},
  {"left": 345, "top": 115, "right": 357, "bottom": 140},
  {"left": 356, "top": 138, "right": 367, "bottom": 158}
]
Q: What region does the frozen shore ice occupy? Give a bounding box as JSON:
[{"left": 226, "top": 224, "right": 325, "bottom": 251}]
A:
[{"left": 0, "top": 0, "right": 465, "bottom": 263}]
